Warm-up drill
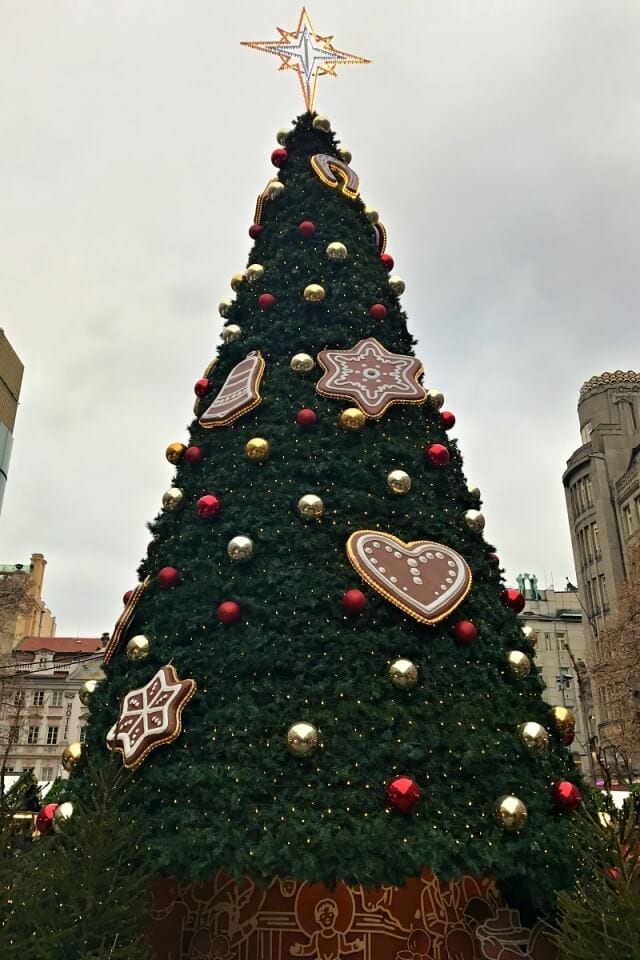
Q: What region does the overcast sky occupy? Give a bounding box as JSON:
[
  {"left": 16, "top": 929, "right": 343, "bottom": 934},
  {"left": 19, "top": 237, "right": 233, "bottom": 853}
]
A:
[{"left": 1, "top": 1, "right": 639, "bottom": 637}]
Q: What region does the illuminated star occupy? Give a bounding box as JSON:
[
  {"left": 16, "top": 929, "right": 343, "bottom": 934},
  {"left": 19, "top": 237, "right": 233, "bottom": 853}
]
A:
[{"left": 242, "top": 7, "right": 370, "bottom": 112}]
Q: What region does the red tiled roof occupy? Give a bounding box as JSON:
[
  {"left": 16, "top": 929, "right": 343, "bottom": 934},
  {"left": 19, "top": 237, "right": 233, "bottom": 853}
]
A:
[{"left": 17, "top": 637, "right": 105, "bottom": 654}]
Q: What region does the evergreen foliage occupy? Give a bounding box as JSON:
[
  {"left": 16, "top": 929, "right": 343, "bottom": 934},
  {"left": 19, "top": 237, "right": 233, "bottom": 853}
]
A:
[{"left": 81, "top": 112, "right": 581, "bottom": 912}]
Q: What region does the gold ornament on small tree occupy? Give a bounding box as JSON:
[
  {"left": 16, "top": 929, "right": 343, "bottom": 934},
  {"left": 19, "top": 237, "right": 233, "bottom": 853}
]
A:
[
  {"left": 79, "top": 679, "right": 100, "bottom": 706},
  {"left": 518, "top": 721, "right": 549, "bottom": 754},
  {"left": 387, "top": 469, "right": 412, "bottom": 495},
  {"left": 227, "top": 536, "right": 254, "bottom": 562},
  {"left": 290, "top": 353, "right": 315, "bottom": 374},
  {"left": 340, "top": 407, "right": 366, "bottom": 431},
  {"left": 389, "top": 275, "right": 406, "bottom": 295},
  {"left": 388, "top": 658, "right": 419, "bottom": 689},
  {"left": 126, "top": 634, "right": 150, "bottom": 662},
  {"left": 162, "top": 488, "right": 184, "bottom": 511},
  {"left": 467, "top": 484, "right": 481, "bottom": 500},
  {"left": 61, "top": 741, "right": 85, "bottom": 774},
  {"left": 245, "top": 437, "right": 270, "bottom": 461},
  {"left": 53, "top": 801, "right": 74, "bottom": 832},
  {"left": 246, "top": 263, "right": 265, "bottom": 283},
  {"left": 495, "top": 795, "right": 528, "bottom": 832},
  {"left": 230, "top": 273, "right": 245, "bottom": 291},
  {"left": 276, "top": 127, "right": 291, "bottom": 145},
  {"left": 222, "top": 324, "right": 242, "bottom": 344},
  {"left": 465, "top": 509, "right": 485, "bottom": 532},
  {"left": 549, "top": 705, "right": 575, "bottom": 736},
  {"left": 303, "top": 283, "right": 326, "bottom": 303},
  {"left": 506, "top": 650, "right": 531, "bottom": 679},
  {"left": 165, "top": 442, "right": 187, "bottom": 465},
  {"left": 297, "top": 494, "right": 324, "bottom": 519},
  {"left": 287, "top": 721, "right": 318, "bottom": 756},
  {"left": 312, "top": 115, "right": 331, "bottom": 132},
  {"left": 218, "top": 299, "right": 234, "bottom": 318},
  {"left": 522, "top": 625, "right": 537, "bottom": 645},
  {"left": 326, "top": 241, "right": 348, "bottom": 261},
  {"left": 426, "top": 388, "right": 445, "bottom": 409}
]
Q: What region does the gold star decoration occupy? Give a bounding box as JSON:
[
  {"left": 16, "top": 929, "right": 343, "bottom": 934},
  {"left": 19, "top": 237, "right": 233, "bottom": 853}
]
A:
[{"left": 242, "top": 7, "right": 370, "bottom": 113}]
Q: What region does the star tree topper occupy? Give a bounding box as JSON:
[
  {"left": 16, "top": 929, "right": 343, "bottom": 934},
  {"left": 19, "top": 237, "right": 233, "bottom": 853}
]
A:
[{"left": 242, "top": 7, "right": 370, "bottom": 112}]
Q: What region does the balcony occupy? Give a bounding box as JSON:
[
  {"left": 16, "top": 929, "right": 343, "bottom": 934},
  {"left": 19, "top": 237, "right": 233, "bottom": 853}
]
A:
[{"left": 616, "top": 464, "right": 639, "bottom": 498}]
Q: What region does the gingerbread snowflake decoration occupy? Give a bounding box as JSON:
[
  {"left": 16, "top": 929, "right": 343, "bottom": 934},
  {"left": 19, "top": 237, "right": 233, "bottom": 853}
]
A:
[
  {"left": 316, "top": 337, "right": 426, "bottom": 418},
  {"left": 106, "top": 665, "right": 196, "bottom": 770}
]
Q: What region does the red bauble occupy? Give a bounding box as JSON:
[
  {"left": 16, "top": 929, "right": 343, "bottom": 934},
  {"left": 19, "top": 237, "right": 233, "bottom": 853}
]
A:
[
  {"left": 298, "top": 220, "right": 316, "bottom": 238},
  {"left": 258, "top": 292, "right": 276, "bottom": 312},
  {"left": 503, "top": 588, "right": 526, "bottom": 614},
  {"left": 369, "top": 303, "right": 387, "bottom": 321},
  {"left": 440, "top": 410, "right": 456, "bottom": 430},
  {"left": 380, "top": 253, "right": 394, "bottom": 271},
  {"left": 343, "top": 589, "right": 367, "bottom": 616},
  {"left": 487, "top": 553, "right": 500, "bottom": 566},
  {"left": 147, "top": 539, "right": 159, "bottom": 554},
  {"left": 453, "top": 620, "right": 478, "bottom": 646},
  {"left": 249, "top": 223, "right": 263, "bottom": 239},
  {"left": 425, "top": 443, "right": 450, "bottom": 468},
  {"left": 217, "top": 600, "right": 241, "bottom": 625},
  {"left": 122, "top": 589, "right": 133, "bottom": 605},
  {"left": 563, "top": 730, "right": 576, "bottom": 746},
  {"left": 296, "top": 408, "right": 317, "bottom": 428},
  {"left": 551, "top": 780, "right": 582, "bottom": 812},
  {"left": 184, "top": 445, "right": 204, "bottom": 465},
  {"left": 196, "top": 494, "right": 221, "bottom": 520},
  {"left": 386, "top": 776, "right": 420, "bottom": 813},
  {"left": 36, "top": 803, "right": 58, "bottom": 835},
  {"left": 194, "top": 378, "right": 210, "bottom": 398},
  {"left": 271, "top": 148, "right": 288, "bottom": 167},
  {"left": 157, "top": 567, "right": 180, "bottom": 589}
]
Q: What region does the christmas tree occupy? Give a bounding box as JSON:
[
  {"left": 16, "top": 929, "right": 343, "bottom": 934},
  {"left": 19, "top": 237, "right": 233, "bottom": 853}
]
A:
[{"left": 75, "top": 11, "right": 582, "bottom": 958}]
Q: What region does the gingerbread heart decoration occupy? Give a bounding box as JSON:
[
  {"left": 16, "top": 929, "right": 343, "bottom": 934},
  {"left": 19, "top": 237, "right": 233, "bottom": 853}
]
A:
[{"left": 346, "top": 531, "right": 472, "bottom": 624}]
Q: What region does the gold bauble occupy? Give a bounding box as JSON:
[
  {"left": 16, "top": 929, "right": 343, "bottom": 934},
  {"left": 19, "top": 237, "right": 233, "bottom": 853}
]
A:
[
  {"left": 276, "top": 127, "right": 291, "bottom": 145},
  {"left": 467, "top": 484, "right": 481, "bottom": 500},
  {"left": 246, "top": 263, "right": 265, "bottom": 283},
  {"left": 364, "top": 206, "right": 379, "bottom": 224},
  {"left": 521, "top": 625, "right": 538, "bottom": 646},
  {"left": 389, "top": 658, "right": 419, "bottom": 689},
  {"left": 297, "top": 494, "right": 324, "bottom": 519},
  {"left": 287, "top": 721, "right": 319, "bottom": 756},
  {"left": 265, "top": 179, "right": 284, "bottom": 200},
  {"left": 426, "top": 388, "right": 445, "bottom": 409},
  {"left": 245, "top": 437, "right": 270, "bottom": 461},
  {"left": 507, "top": 650, "right": 531, "bottom": 679},
  {"left": 312, "top": 115, "right": 331, "bottom": 133},
  {"left": 465, "top": 509, "right": 485, "bottom": 533},
  {"left": 598, "top": 811, "right": 614, "bottom": 829},
  {"left": 519, "top": 721, "right": 549, "bottom": 754},
  {"left": 387, "top": 469, "right": 412, "bottom": 495},
  {"left": 290, "top": 353, "right": 315, "bottom": 374},
  {"left": 222, "top": 324, "right": 242, "bottom": 344},
  {"left": 218, "top": 299, "right": 234, "bottom": 318},
  {"left": 227, "top": 535, "right": 254, "bottom": 562},
  {"left": 79, "top": 679, "right": 99, "bottom": 706},
  {"left": 326, "top": 241, "right": 348, "bottom": 261},
  {"left": 53, "top": 802, "right": 74, "bottom": 832},
  {"left": 61, "top": 742, "right": 85, "bottom": 774},
  {"left": 389, "top": 275, "right": 406, "bottom": 296},
  {"left": 162, "top": 488, "right": 184, "bottom": 511},
  {"left": 165, "top": 442, "right": 187, "bottom": 465},
  {"left": 495, "top": 795, "right": 528, "bottom": 832},
  {"left": 340, "top": 407, "right": 366, "bottom": 431},
  {"left": 303, "top": 283, "right": 326, "bottom": 303},
  {"left": 549, "top": 706, "right": 576, "bottom": 736},
  {"left": 230, "top": 273, "right": 245, "bottom": 291},
  {"left": 126, "top": 634, "right": 150, "bottom": 662},
  {"left": 337, "top": 147, "right": 352, "bottom": 163}
]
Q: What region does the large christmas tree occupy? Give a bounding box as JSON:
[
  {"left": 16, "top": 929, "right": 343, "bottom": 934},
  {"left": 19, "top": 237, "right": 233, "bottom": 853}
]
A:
[{"left": 76, "top": 12, "right": 582, "bottom": 958}]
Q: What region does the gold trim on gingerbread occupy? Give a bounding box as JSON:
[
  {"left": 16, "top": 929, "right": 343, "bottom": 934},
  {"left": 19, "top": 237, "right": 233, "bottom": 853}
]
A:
[
  {"left": 103, "top": 577, "right": 150, "bottom": 666},
  {"left": 310, "top": 154, "right": 360, "bottom": 200},
  {"left": 198, "top": 351, "right": 266, "bottom": 429},
  {"left": 346, "top": 530, "right": 472, "bottom": 625},
  {"left": 373, "top": 220, "right": 387, "bottom": 254},
  {"left": 106, "top": 664, "right": 197, "bottom": 772}
]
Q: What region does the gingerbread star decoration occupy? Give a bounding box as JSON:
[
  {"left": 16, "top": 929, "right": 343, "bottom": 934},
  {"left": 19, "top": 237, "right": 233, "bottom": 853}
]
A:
[
  {"left": 106, "top": 665, "right": 196, "bottom": 771},
  {"left": 316, "top": 337, "right": 427, "bottom": 418}
]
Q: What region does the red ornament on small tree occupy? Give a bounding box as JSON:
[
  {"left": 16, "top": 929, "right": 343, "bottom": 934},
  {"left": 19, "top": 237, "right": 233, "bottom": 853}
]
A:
[
  {"left": 503, "top": 588, "right": 525, "bottom": 614},
  {"left": 425, "top": 443, "right": 449, "bottom": 468},
  {"left": 157, "top": 567, "right": 180, "bottom": 590},
  {"left": 386, "top": 776, "right": 420, "bottom": 813},
  {"left": 36, "top": 802, "right": 58, "bottom": 835},
  {"left": 122, "top": 590, "right": 133, "bottom": 605},
  {"left": 380, "top": 253, "right": 394, "bottom": 271},
  {"left": 217, "top": 601, "right": 241, "bottom": 625},
  {"left": 440, "top": 411, "right": 456, "bottom": 430},
  {"left": 184, "top": 446, "right": 204, "bottom": 465},
  {"left": 563, "top": 730, "right": 576, "bottom": 746},
  {"left": 271, "top": 148, "right": 288, "bottom": 167},
  {"left": 453, "top": 620, "right": 477, "bottom": 646},
  {"left": 249, "top": 223, "right": 263, "bottom": 239},
  {"left": 298, "top": 220, "right": 316, "bottom": 238},
  {"left": 258, "top": 293, "right": 276, "bottom": 312},
  {"left": 196, "top": 495, "right": 221, "bottom": 520},
  {"left": 369, "top": 303, "right": 387, "bottom": 321},
  {"left": 194, "top": 378, "right": 210, "bottom": 398},
  {"left": 487, "top": 553, "right": 500, "bottom": 566},
  {"left": 296, "top": 408, "right": 317, "bottom": 428},
  {"left": 551, "top": 781, "right": 582, "bottom": 812},
  {"left": 343, "top": 589, "right": 367, "bottom": 616}
]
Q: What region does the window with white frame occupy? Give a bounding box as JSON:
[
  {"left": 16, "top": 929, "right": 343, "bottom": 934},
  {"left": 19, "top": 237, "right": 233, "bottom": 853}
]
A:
[
  {"left": 41, "top": 766, "right": 54, "bottom": 780},
  {"left": 33, "top": 690, "right": 45, "bottom": 707},
  {"left": 27, "top": 726, "right": 40, "bottom": 744},
  {"left": 46, "top": 726, "right": 59, "bottom": 745},
  {"left": 50, "top": 690, "right": 63, "bottom": 707},
  {"left": 623, "top": 503, "right": 634, "bottom": 536}
]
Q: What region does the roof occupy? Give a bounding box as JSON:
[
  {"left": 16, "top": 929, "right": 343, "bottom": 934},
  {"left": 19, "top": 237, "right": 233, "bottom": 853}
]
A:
[{"left": 16, "top": 636, "right": 105, "bottom": 654}]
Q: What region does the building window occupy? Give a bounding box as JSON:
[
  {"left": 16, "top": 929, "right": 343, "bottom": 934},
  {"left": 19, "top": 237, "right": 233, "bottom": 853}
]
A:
[
  {"left": 592, "top": 522, "right": 600, "bottom": 554},
  {"left": 79, "top": 727, "right": 87, "bottom": 743},
  {"left": 46, "top": 726, "right": 59, "bottom": 745},
  {"left": 623, "top": 503, "right": 634, "bottom": 536},
  {"left": 13, "top": 689, "right": 25, "bottom": 706},
  {"left": 599, "top": 574, "right": 609, "bottom": 612},
  {"left": 8, "top": 726, "right": 19, "bottom": 744},
  {"left": 41, "top": 766, "right": 54, "bottom": 780},
  {"left": 544, "top": 632, "right": 552, "bottom": 651},
  {"left": 580, "top": 422, "right": 593, "bottom": 444},
  {"left": 27, "top": 726, "right": 40, "bottom": 744},
  {"left": 33, "top": 690, "right": 45, "bottom": 707},
  {"left": 585, "top": 476, "right": 593, "bottom": 507},
  {"left": 50, "top": 690, "right": 63, "bottom": 707}
]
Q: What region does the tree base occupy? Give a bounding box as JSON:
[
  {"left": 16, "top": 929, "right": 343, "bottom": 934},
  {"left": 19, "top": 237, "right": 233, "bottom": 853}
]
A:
[{"left": 147, "top": 869, "right": 558, "bottom": 959}]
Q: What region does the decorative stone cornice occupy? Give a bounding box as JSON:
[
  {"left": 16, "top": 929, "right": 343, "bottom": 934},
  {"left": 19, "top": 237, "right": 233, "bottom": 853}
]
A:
[{"left": 579, "top": 370, "right": 640, "bottom": 403}]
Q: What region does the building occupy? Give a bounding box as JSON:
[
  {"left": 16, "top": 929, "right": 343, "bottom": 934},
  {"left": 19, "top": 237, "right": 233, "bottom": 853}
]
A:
[
  {"left": 1, "top": 635, "right": 106, "bottom": 782},
  {"left": 0, "top": 553, "right": 56, "bottom": 656},
  {"left": 517, "top": 576, "right": 594, "bottom": 779},
  {"left": 562, "top": 370, "right": 640, "bottom": 739},
  {"left": 0, "top": 329, "right": 24, "bottom": 515}
]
